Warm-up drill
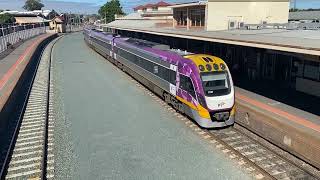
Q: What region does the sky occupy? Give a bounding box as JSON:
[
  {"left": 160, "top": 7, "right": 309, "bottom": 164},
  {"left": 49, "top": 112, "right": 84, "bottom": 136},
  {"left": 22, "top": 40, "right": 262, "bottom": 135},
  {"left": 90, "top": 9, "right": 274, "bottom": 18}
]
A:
[{"left": 0, "top": 0, "right": 319, "bottom": 14}]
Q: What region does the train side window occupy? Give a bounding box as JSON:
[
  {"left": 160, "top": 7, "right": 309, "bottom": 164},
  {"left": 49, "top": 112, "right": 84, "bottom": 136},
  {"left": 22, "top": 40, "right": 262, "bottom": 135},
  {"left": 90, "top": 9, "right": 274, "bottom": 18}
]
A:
[{"left": 180, "top": 75, "right": 196, "bottom": 98}]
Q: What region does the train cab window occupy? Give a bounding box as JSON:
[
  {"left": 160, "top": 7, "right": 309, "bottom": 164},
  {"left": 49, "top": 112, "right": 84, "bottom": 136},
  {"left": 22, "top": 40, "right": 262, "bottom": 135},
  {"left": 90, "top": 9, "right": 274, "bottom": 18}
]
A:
[
  {"left": 201, "top": 71, "right": 231, "bottom": 96},
  {"left": 180, "top": 75, "right": 196, "bottom": 98}
]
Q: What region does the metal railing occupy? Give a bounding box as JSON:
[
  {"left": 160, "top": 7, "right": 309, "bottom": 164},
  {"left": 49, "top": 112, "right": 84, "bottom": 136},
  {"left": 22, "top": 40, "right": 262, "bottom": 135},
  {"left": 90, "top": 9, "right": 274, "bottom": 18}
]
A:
[
  {"left": 0, "top": 24, "right": 46, "bottom": 53},
  {"left": 66, "top": 23, "right": 84, "bottom": 33}
]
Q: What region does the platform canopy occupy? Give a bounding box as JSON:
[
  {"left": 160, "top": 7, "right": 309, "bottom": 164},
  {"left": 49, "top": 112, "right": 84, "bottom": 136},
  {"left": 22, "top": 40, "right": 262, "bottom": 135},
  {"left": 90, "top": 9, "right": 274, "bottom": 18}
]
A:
[{"left": 15, "top": 16, "right": 50, "bottom": 24}]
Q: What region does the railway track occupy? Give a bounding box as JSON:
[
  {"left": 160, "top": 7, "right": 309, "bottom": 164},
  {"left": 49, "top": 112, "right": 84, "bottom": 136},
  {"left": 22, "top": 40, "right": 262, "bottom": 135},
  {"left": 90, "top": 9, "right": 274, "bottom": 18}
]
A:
[
  {"left": 209, "top": 127, "right": 319, "bottom": 179},
  {"left": 116, "top": 58, "right": 320, "bottom": 180},
  {"left": 0, "top": 37, "right": 59, "bottom": 180}
]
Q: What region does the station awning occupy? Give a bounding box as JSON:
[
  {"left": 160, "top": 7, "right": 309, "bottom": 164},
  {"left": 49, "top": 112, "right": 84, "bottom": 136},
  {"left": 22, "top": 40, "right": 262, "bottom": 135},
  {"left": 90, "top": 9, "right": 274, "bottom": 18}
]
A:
[{"left": 15, "top": 16, "right": 51, "bottom": 24}]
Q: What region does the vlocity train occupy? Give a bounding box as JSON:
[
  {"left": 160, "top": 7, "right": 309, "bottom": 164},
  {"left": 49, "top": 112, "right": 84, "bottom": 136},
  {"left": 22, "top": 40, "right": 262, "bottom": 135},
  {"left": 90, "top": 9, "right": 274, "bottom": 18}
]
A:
[{"left": 83, "top": 27, "right": 235, "bottom": 128}]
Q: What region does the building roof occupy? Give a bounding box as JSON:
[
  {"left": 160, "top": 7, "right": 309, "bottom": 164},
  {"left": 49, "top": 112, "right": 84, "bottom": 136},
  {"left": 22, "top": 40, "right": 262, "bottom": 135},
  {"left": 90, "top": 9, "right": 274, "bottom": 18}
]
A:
[
  {"left": 134, "top": 5, "right": 144, "bottom": 11},
  {"left": 156, "top": 1, "right": 172, "bottom": 7},
  {"left": 169, "top": 1, "right": 207, "bottom": 8},
  {"left": 105, "top": 20, "right": 320, "bottom": 56},
  {"left": 144, "top": 3, "right": 156, "bottom": 8},
  {"left": 133, "top": 1, "right": 172, "bottom": 10},
  {"left": 108, "top": 19, "right": 161, "bottom": 28},
  {"left": 52, "top": 16, "right": 64, "bottom": 23},
  {"left": 0, "top": 10, "right": 52, "bottom": 17},
  {"left": 289, "top": 11, "right": 320, "bottom": 20},
  {"left": 15, "top": 16, "right": 50, "bottom": 24},
  {"left": 116, "top": 11, "right": 172, "bottom": 20},
  {"left": 115, "top": 13, "right": 143, "bottom": 20}
]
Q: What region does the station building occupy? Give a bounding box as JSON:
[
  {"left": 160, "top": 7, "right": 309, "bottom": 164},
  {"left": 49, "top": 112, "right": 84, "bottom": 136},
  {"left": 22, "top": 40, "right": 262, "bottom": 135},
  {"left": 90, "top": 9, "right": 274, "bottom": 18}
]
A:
[
  {"left": 134, "top": 1, "right": 172, "bottom": 13},
  {"left": 171, "top": 0, "right": 290, "bottom": 31},
  {"left": 104, "top": 0, "right": 320, "bottom": 113}
]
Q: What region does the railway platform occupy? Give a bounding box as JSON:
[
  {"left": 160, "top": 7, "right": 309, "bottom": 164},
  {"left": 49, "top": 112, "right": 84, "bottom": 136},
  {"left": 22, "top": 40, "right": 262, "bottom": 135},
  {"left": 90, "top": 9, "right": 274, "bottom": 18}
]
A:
[
  {"left": 235, "top": 87, "right": 320, "bottom": 169},
  {"left": 0, "top": 33, "right": 55, "bottom": 113}
]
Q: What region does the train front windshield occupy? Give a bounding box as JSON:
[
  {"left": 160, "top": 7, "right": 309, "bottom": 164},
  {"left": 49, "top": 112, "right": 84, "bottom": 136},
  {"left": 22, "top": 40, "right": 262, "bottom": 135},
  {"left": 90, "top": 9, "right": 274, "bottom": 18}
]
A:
[{"left": 201, "top": 71, "right": 231, "bottom": 97}]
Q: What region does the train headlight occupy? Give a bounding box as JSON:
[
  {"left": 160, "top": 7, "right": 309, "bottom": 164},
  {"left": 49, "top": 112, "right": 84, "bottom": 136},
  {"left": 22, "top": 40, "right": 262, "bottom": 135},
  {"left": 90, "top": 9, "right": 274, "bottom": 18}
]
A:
[
  {"left": 220, "top": 63, "right": 226, "bottom": 70},
  {"left": 206, "top": 64, "right": 212, "bottom": 71},
  {"left": 213, "top": 63, "right": 219, "bottom": 70},
  {"left": 199, "top": 65, "right": 205, "bottom": 72}
]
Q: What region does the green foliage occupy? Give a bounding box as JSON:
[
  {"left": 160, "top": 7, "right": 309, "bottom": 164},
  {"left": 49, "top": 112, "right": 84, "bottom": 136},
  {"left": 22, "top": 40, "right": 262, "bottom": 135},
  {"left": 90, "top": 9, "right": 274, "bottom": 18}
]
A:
[
  {"left": 0, "top": 13, "right": 15, "bottom": 24},
  {"left": 289, "top": 8, "right": 299, "bottom": 12},
  {"left": 290, "top": 8, "right": 320, "bottom": 12},
  {"left": 98, "top": 0, "right": 124, "bottom": 23},
  {"left": 23, "top": 0, "right": 44, "bottom": 11}
]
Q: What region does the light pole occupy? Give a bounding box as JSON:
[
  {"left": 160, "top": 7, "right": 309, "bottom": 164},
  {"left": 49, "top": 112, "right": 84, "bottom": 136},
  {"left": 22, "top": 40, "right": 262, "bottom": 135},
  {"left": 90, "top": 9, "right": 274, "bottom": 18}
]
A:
[
  {"left": 41, "top": 8, "right": 45, "bottom": 32},
  {"left": 105, "top": 10, "right": 107, "bottom": 24}
]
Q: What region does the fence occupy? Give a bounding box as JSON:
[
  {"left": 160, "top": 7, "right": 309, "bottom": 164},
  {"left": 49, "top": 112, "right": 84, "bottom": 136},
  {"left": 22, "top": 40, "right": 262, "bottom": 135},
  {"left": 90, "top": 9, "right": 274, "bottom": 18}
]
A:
[
  {"left": 0, "top": 24, "right": 46, "bottom": 54},
  {"left": 66, "top": 24, "right": 84, "bottom": 33}
]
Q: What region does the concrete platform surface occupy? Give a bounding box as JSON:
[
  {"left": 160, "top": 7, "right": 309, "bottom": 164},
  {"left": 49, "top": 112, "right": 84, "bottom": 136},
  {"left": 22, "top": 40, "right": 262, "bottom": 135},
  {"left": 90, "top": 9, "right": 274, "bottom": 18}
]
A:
[
  {"left": 235, "top": 87, "right": 320, "bottom": 169},
  {"left": 51, "top": 33, "right": 252, "bottom": 179},
  {"left": 0, "top": 33, "right": 54, "bottom": 112}
]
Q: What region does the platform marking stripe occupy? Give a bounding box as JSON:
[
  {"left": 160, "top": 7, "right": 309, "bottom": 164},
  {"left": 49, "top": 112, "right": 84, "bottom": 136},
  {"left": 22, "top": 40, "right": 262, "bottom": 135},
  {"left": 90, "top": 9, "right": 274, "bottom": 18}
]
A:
[{"left": 0, "top": 35, "right": 48, "bottom": 90}]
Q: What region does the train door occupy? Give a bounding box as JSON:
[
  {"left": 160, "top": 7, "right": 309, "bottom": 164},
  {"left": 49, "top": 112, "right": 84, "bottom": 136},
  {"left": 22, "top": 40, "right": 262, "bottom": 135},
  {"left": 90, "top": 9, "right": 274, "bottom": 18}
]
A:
[{"left": 169, "top": 64, "right": 178, "bottom": 96}]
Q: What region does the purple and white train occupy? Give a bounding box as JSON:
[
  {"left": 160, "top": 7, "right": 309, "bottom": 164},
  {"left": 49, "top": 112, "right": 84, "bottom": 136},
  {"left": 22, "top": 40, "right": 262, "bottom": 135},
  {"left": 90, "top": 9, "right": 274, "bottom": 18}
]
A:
[{"left": 84, "top": 27, "right": 235, "bottom": 128}]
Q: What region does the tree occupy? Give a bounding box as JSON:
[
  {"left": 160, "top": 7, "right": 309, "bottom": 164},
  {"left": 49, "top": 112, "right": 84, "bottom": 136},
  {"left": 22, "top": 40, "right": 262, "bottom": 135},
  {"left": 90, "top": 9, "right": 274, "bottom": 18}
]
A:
[
  {"left": 0, "top": 13, "right": 15, "bottom": 24},
  {"left": 98, "top": 0, "right": 124, "bottom": 24},
  {"left": 23, "top": 0, "right": 44, "bottom": 11}
]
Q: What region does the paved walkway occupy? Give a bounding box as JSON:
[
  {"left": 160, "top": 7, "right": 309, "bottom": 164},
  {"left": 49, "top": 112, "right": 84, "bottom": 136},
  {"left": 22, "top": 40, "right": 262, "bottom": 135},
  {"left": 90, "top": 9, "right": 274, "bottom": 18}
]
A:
[{"left": 51, "top": 33, "right": 252, "bottom": 179}]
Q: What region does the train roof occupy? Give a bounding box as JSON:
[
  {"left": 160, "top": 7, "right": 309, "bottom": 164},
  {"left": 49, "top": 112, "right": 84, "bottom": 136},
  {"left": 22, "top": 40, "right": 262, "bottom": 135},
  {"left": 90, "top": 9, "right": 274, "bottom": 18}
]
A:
[
  {"left": 88, "top": 29, "right": 227, "bottom": 72},
  {"left": 120, "top": 37, "right": 195, "bottom": 58},
  {"left": 183, "top": 54, "right": 228, "bottom": 73}
]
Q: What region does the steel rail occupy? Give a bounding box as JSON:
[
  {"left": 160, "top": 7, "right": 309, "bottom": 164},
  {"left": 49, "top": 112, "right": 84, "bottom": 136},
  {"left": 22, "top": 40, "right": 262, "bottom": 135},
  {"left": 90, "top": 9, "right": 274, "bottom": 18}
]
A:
[{"left": 0, "top": 39, "right": 45, "bottom": 180}]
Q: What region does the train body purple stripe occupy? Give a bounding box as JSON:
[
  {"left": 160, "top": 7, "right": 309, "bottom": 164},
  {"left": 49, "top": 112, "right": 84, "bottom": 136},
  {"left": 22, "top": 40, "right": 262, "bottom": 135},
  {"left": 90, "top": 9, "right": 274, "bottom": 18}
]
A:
[{"left": 91, "top": 31, "right": 206, "bottom": 107}]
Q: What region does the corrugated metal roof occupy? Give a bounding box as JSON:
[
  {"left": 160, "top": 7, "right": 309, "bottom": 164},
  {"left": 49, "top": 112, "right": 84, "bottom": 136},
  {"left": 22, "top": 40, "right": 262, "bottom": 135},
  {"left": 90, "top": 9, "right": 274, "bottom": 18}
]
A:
[
  {"left": 289, "top": 11, "right": 320, "bottom": 20},
  {"left": 104, "top": 20, "right": 320, "bottom": 55},
  {"left": 108, "top": 19, "right": 159, "bottom": 28}
]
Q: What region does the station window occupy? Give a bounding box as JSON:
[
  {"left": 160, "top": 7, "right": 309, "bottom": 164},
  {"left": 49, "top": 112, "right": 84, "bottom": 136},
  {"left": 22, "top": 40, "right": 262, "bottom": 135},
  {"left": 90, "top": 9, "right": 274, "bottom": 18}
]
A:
[
  {"left": 190, "top": 9, "right": 205, "bottom": 27},
  {"left": 303, "top": 61, "right": 320, "bottom": 81},
  {"left": 176, "top": 10, "right": 187, "bottom": 26},
  {"left": 180, "top": 75, "right": 196, "bottom": 98}
]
